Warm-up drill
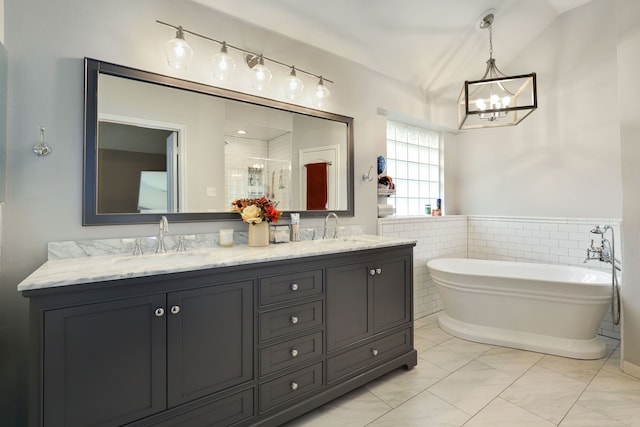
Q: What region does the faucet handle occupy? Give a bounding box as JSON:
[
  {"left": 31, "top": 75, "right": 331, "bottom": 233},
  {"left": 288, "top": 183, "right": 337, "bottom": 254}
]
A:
[
  {"left": 177, "top": 236, "right": 187, "bottom": 252},
  {"left": 133, "top": 239, "right": 144, "bottom": 256}
]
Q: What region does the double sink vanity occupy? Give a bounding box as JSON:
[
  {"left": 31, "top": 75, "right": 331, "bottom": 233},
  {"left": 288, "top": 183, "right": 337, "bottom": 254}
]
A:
[{"left": 20, "top": 234, "right": 417, "bottom": 426}]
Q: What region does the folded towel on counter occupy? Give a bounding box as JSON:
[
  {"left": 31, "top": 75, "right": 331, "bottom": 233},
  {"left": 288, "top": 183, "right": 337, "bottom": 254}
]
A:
[{"left": 377, "top": 204, "right": 395, "bottom": 218}]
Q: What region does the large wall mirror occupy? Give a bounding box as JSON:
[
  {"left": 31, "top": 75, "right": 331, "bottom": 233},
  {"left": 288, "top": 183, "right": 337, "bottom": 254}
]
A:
[{"left": 84, "top": 58, "right": 354, "bottom": 225}]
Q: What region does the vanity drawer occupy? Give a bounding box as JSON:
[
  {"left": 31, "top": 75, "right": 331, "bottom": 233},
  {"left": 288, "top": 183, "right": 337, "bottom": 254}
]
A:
[
  {"left": 260, "top": 331, "right": 323, "bottom": 377},
  {"left": 327, "top": 328, "right": 412, "bottom": 383},
  {"left": 259, "top": 362, "right": 323, "bottom": 412},
  {"left": 259, "top": 300, "right": 323, "bottom": 342},
  {"left": 259, "top": 269, "right": 323, "bottom": 306}
]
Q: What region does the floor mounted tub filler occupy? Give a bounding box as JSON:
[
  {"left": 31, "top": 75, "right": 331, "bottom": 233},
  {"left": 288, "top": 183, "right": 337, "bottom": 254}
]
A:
[{"left": 427, "top": 258, "right": 613, "bottom": 359}]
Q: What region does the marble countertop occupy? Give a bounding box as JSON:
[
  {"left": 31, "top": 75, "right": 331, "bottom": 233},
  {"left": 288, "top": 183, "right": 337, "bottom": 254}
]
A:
[{"left": 18, "top": 235, "right": 416, "bottom": 292}]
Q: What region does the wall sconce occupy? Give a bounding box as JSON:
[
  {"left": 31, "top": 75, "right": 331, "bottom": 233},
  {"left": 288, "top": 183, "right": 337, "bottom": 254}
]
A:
[
  {"left": 157, "top": 20, "right": 333, "bottom": 106},
  {"left": 457, "top": 10, "right": 537, "bottom": 130}
]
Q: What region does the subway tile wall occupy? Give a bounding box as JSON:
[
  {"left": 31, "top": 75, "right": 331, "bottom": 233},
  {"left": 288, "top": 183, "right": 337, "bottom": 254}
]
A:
[
  {"left": 467, "top": 216, "right": 622, "bottom": 339},
  {"left": 378, "top": 215, "right": 622, "bottom": 340},
  {"left": 378, "top": 216, "right": 467, "bottom": 319}
]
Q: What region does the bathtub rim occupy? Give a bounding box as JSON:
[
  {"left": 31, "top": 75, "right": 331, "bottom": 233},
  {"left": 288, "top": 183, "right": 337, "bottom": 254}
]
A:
[{"left": 438, "top": 312, "right": 607, "bottom": 360}]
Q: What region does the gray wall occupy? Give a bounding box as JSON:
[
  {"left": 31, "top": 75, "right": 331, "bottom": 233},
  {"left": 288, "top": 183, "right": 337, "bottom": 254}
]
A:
[{"left": 0, "top": 1, "right": 429, "bottom": 423}]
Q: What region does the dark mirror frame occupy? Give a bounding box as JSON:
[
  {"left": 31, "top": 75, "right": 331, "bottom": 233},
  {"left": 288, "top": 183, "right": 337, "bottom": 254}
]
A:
[{"left": 83, "top": 58, "right": 354, "bottom": 225}]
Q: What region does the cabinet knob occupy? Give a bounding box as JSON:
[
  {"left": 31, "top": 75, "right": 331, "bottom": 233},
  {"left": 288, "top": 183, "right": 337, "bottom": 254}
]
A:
[
  {"left": 154, "top": 307, "right": 165, "bottom": 317},
  {"left": 290, "top": 349, "right": 299, "bottom": 358},
  {"left": 371, "top": 349, "right": 379, "bottom": 357},
  {"left": 290, "top": 381, "right": 299, "bottom": 391},
  {"left": 369, "top": 269, "right": 376, "bottom": 276},
  {"left": 290, "top": 283, "right": 299, "bottom": 291},
  {"left": 376, "top": 268, "right": 382, "bottom": 275},
  {"left": 290, "top": 315, "right": 299, "bottom": 324},
  {"left": 170, "top": 305, "right": 180, "bottom": 315}
]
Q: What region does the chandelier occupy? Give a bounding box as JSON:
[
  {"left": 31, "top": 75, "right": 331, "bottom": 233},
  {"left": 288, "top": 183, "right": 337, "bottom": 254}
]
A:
[{"left": 457, "top": 10, "right": 537, "bottom": 130}]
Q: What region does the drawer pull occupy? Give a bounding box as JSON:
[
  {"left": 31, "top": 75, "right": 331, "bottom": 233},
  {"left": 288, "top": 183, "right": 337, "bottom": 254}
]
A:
[
  {"left": 290, "top": 283, "right": 299, "bottom": 291},
  {"left": 290, "top": 381, "right": 299, "bottom": 391},
  {"left": 290, "top": 315, "right": 299, "bottom": 324},
  {"left": 290, "top": 349, "right": 299, "bottom": 358},
  {"left": 369, "top": 269, "right": 376, "bottom": 276},
  {"left": 376, "top": 268, "right": 382, "bottom": 275},
  {"left": 170, "top": 305, "right": 180, "bottom": 315},
  {"left": 371, "top": 349, "right": 379, "bottom": 357},
  {"left": 154, "top": 307, "right": 165, "bottom": 317}
]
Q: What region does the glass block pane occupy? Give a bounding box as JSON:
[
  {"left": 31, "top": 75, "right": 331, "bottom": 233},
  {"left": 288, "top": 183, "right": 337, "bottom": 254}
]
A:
[
  {"left": 408, "top": 198, "right": 421, "bottom": 215},
  {"left": 408, "top": 143, "right": 419, "bottom": 162},
  {"left": 394, "top": 198, "right": 408, "bottom": 216},
  {"left": 430, "top": 182, "right": 439, "bottom": 198},
  {"left": 407, "top": 162, "right": 419, "bottom": 179},
  {"left": 419, "top": 164, "right": 429, "bottom": 180},
  {"left": 428, "top": 133, "right": 439, "bottom": 148},
  {"left": 386, "top": 123, "right": 395, "bottom": 140},
  {"left": 420, "top": 181, "right": 430, "bottom": 198},
  {"left": 396, "top": 124, "right": 408, "bottom": 142},
  {"left": 387, "top": 140, "right": 395, "bottom": 158},
  {"left": 429, "top": 148, "right": 439, "bottom": 165},
  {"left": 419, "top": 146, "right": 428, "bottom": 163},
  {"left": 395, "top": 179, "right": 408, "bottom": 197},
  {"left": 395, "top": 161, "right": 408, "bottom": 179},
  {"left": 396, "top": 142, "right": 408, "bottom": 161},
  {"left": 386, "top": 159, "right": 396, "bottom": 177},
  {"left": 408, "top": 128, "right": 419, "bottom": 145},
  {"left": 408, "top": 180, "right": 419, "bottom": 196},
  {"left": 429, "top": 165, "right": 439, "bottom": 181}
]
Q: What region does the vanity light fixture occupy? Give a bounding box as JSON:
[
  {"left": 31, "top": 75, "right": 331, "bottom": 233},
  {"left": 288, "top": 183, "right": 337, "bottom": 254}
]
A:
[
  {"left": 164, "top": 26, "right": 194, "bottom": 70},
  {"left": 246, "top": 54, "right": 272, "bottom": 92},
  {"left": 313, "top": 76, "right": 330, "bottom": 108},
  {"left": 156, "top": 20, "right": 333, "bottom": 105},
  {"left": 211, "top": 41, "right": 236, "bottom": 81},
  {"left": 457, "top": 10, "right": 537, "bottom": 130},
  {"left": 284, "top": 66, "right": 304, "bottom": 100}
]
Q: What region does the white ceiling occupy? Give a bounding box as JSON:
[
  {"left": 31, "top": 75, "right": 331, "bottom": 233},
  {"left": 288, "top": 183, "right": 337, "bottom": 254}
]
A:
[{"left": 194, "top": 0, "right": 591, "bottom": 97}]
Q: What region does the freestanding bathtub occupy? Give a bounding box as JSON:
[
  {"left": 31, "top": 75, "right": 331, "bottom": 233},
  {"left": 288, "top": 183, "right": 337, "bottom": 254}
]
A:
[{"left": 426, "top": 258, "right": 613, "bottom": 359}]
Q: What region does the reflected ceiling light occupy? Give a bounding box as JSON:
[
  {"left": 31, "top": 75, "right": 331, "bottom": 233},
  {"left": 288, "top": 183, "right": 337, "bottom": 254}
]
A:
[
  {"left": 312, "top": 76, "right": 330, "bottom": 108},
  {"left": 457, "top": 10, "right": 537, "bottom": 130},
  {"left": 164, "top": 26, "right": 194, "bottom": 70},
  {"left": 211, "top": 41, "right": 236, "bottom": 81},
  {"left": 246, "top": 54, "right": 272, "bottom": 92},
  {"left": 156, "top": 20, "right": 334, "bottom": 106},
  {"left": 236, "top": 130, "right": 247, "bottom": 135},
  {"left": 284, "top": 66, "right": 304, "bottom": 100}
]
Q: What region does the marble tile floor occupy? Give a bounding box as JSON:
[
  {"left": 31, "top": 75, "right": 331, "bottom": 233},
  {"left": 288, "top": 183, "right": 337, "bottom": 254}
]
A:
[{"left": 284, "top": 313, "right": 640, "bottom": 427}]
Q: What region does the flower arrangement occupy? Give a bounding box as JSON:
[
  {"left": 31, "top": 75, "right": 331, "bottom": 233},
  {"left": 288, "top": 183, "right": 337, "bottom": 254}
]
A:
[{"left": 231, "top": 197, "right": 282, "bottom": 225}]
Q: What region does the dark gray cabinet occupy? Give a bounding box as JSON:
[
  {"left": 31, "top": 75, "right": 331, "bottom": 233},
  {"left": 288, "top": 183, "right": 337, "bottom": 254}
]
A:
[
  {"left": 167, "top": 282, "right": 253, "bottom": 407},
  {"left": 44, "top": 295, "right": 167, "bottom": 427},
  {"left": 27, "top": 244, "right": 416, "bottom": 427},
  {"left": 326, "top": 254, "right": 412, "bottom": 352},
  {"left": 40, "top": 279, "right": 253, "bottom": 427}
]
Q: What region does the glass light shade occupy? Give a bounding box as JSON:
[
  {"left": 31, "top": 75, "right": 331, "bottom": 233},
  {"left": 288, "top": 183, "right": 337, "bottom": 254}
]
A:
[
  {"left": 457, "top": 73, "right": 537, "bottom": 129},
  {"left": 250, "top": 56, "right": 272, "bottom": 92},
  {"left": 312, "top": 77, "right": 330, "bottom": 108},
  {"left": 284, "top": 67, "right": 304, "bottom": 100},
  {"left": 211, "top": 42, "right": 236, "bottom": 81},
  {"left": 164, "top": 28, "right": 193, "bottom": 70}
]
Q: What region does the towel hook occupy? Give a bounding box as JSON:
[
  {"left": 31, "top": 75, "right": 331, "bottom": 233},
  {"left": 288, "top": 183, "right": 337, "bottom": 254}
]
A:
[
  {"left": 362, "top": 165, "right": 374, "bottom": 182},
  {"left": 33, "top": 126, "right": 52, "bottom": 157}
]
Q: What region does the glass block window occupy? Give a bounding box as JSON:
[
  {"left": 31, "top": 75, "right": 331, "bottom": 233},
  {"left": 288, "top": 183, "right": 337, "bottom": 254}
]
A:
[{"left": 385, "top": 121, "right": 441, "bottom": 216}]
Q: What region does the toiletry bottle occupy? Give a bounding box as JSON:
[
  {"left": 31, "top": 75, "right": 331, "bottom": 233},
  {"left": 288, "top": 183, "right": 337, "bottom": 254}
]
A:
[{"left": 290, "top": 213, "right": 300, "bottom": 241}]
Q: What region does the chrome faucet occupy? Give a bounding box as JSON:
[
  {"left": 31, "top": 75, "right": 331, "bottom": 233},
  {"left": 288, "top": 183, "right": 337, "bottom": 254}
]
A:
[
  {"left": 156, "top": 216, "right": 169, "bottom": 253},
  {"left": 323, "top": 212, "right": 339, "bottom": 239}
]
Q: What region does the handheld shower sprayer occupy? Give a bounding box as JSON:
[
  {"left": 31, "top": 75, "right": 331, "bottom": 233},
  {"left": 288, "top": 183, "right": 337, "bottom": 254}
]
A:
[{"left": 584, "top": 225, "right": 621, "bottom": 325}]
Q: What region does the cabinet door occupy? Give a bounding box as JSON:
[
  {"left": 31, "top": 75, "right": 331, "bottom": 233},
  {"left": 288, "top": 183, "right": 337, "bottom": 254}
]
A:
[
  {"left": 43, "top": 295, "right": 167, "bottom": 427},
  {"left": 372, "top": 255, "right": 412, "bottom": 333},
  {"left": 326, "top": 261, "right": 372, "bottom": 351},
  {"left": 167, "top": 280, "right": 254, "bottom": 407}
]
